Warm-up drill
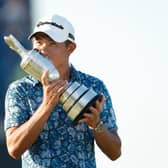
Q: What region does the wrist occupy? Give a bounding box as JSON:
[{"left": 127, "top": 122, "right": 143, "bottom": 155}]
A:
[
  {"left": 40, "top": 102, "right": 53, "bottom": 114},
  {"left": 94, "top": 121, "right": 104, "bottom": 133}
]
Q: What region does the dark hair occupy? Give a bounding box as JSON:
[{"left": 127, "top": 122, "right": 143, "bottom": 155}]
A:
[
  {"left": 65, "top": 40, "right": 73, "bottom": 47},
  {"left": 31, "top": 33, "right": 53, "bottom": 41}
]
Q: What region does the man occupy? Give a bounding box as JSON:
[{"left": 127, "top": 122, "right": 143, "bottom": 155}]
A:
[{"left": 4, "top": 14, "right": 121, "bottom": 168}]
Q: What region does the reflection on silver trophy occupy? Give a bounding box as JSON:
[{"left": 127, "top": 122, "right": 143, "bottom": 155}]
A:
[{"left": 4, "top": 34, "right": 101, "bottom": 123}]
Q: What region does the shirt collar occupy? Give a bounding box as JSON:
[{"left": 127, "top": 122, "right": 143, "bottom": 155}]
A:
[
  {"left": 26, "top": 75, "right": 40, "bottom": 86},
  {"left": 68, "top": 64, "right": 81, "bottom": 83}
]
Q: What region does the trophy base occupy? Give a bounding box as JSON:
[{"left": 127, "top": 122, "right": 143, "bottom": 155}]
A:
[{"left": 72, "top": 94, "right": 102, "bottom": 125}]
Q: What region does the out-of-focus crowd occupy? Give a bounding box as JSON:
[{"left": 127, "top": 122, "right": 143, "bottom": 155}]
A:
[
  {"left": 0, "top": 0, "right": 31, "bottom": 121},
  {"left": 0, "top": 1, "right": 31, "bottom": 166}
]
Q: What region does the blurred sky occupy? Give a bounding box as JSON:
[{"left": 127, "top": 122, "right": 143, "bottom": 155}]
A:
[{"left": 30, "top": 0, "right": 168, "bottom": 167}]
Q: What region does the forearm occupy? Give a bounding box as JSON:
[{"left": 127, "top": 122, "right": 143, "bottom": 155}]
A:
[
  {"left": 7, "top": 102, "right": 52, "bottom": 159},
  {"left": 94, "top": 127, "right": 121, "bottom": 160}
]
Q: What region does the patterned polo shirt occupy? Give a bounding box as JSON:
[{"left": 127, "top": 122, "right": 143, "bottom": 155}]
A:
[{"left": 4, "top": 65, "right": 118, "bottom": 168}]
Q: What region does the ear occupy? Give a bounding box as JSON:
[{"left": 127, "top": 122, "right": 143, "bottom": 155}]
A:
[{"left": 67, "top": 43, "right": 76, "bottom": 54}]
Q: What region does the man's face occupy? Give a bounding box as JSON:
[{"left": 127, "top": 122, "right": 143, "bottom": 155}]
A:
[{"left": 31, "top": 33, "right": 70, "bottom": 69}]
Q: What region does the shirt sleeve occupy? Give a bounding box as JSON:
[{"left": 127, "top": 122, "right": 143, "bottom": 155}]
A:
[
  {"left": 4, "top": 81, "right": 30, "bottom": 131},
  {"left": 98, "top": 81, "right": 118, "bottom": 132}
]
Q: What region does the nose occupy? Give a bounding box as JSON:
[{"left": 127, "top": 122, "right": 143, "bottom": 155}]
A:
[{"left": 38, "top": 43, "right": 49, "bottom": 56}]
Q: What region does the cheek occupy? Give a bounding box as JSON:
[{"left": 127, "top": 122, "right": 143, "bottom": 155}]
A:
[
  {"left": 32, "top": 43, "right": 39, "bottom": 49},
  {"left": 49, "top": 47, "right": 66, "bottom": 56},
  {"left": 46, "top": 49, "right": 61, "bottom": 60}
]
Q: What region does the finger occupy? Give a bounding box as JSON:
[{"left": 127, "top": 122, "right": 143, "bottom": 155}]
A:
[
  {"left": 57, "top": 84, "right": 67, "bottom": 94},
  {"left": 78, "top": 114, "right": 99, "bottom": 129},
  {"left": 46, "top": 80, "right": 67, "bottom": 98},
  {"left": 97, "top": 95, "right": 105, "bottom": 105},
  {"left": 78, "top": 117, "right": 88, "bottom": 124},
  {"left": 83, "top": 112, "right": 94, "bottom": 119},
  {"left": 100, "top": 95, "right": 105, "bottom": 104},
  {"left": 41, "top": 70, "right": 49, "bottom": 85},
  {"left": 95, "top": 95, "right": 105, "bottom": 112},
  {"left": 45, "top": 80, "right": 64, "bottom": 93},
  {"left": 87, "top": 107, "right": 100, "bottom": 123},
  {"left": 52, "top": 80, "right": 67, "bottom": 92},
  {"left": 88, "top": 106, "right": 97, "bottom": 114}
]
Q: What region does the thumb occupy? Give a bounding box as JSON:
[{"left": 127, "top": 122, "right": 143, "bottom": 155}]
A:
[
  {"left": 98, "top": 94, "right": 105, "bottom": 108},
  {"left": 41, "top": 70, "right": 49, "bottom": 85}
]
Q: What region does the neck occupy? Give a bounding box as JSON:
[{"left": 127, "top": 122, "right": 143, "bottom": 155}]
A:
[{"left": 58, "top": 64, "right": 71, "bottom": 80}]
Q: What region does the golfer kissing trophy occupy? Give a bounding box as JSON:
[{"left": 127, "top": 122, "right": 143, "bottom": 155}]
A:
[{"left": 4, "top": 34, "right": 101, "bottom": 124}]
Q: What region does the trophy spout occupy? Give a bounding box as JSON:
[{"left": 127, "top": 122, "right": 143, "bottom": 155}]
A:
[
  {"left": 4, "top": 34, "right": 60, "bottom": 81},
  {"left": 4, "top": 34, "right": 27, "bottom": 58}
]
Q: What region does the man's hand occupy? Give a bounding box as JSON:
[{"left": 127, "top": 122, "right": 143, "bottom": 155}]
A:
[
  {"left": 78, "top": 95, "right": 105, "bottom": 129},
  {"left": 41, "top": 70, "right": 68, "bottom": 109}
]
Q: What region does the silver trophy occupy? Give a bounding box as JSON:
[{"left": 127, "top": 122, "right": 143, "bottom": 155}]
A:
[
  {"left": 4, "top": 34, "right": 101, "bottom": 123},
  {"left": 4, "top": 34, "right": 59, "bottom": 81}
]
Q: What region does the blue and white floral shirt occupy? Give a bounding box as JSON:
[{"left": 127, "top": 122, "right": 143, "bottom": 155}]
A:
[{"left": 5, "top": 65, "right": 118, "bottom": 168}]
